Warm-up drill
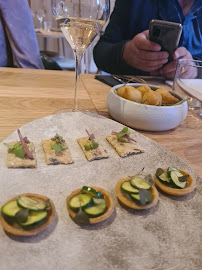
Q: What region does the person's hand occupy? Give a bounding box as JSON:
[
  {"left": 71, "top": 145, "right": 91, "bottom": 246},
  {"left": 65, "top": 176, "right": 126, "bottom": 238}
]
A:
[
  {"left": 122, "top": 30, "right": 169, "bottom": 72},
  {"left": 151, "top": 47, "right": 197, "bottom": 79}
]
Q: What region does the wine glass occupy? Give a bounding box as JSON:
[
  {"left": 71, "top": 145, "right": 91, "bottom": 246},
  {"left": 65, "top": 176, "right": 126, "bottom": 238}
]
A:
[
  {"left": 36, "top": 8, "right": 46, "bottom": 30},
  {"left": 173, "top": 59, "right": 202, "bottom": 115},
  {"left": 51, "top": 0, "right": 110, "bottom": 112}
]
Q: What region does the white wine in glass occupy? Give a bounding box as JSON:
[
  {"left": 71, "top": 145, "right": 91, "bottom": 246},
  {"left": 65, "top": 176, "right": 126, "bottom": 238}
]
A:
[{"left": 51, "top": 0, "right": 110, "bottom": 112}]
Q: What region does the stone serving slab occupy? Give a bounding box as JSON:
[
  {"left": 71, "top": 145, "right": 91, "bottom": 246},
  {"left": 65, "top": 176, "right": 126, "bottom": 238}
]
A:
[{"left": 0, "top": 112, "right": 201, "bottom": 270}]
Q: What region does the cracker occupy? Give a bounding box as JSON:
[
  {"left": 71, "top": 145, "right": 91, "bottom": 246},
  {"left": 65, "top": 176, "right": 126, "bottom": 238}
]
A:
[
  {"left": 7, "top": 142, "right": 37, "bottom": 168},
  {"left": 42, "top": 139, "right": 73, "bottom": 165},
  {"left": 77, "top": 137, "right": 108, "bottom": 161},
  {"left": 106, "top": 135, "right": 144, "bottom": 157}
]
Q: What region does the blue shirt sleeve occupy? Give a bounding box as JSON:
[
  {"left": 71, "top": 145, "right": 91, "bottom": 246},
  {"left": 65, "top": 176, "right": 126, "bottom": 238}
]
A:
[{"left": 0, "top": 0, "right": 44, "bottom": 69}]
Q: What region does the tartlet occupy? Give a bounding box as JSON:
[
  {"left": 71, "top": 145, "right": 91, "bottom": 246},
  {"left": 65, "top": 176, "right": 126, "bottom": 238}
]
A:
[
  {"left": 154, "top": 168, "right": 196, "bottom": 196},
  {"left": 66, "top": 187, "right": 115, "bottom": 224},
  {"left": 0, "top": 193, "right": 55, "bottom": 236},
  {"left": 115, "top": 177, "right": 159, "bottom": 210}
]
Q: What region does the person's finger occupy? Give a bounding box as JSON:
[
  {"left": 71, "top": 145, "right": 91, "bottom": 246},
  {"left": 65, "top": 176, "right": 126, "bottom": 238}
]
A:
[
  {"left": 142, "top": 30, "right": 149, "bottom": 39},
  {"left": 143, "top": 63, "right": 164, "bottom": 72},
  {"left": 138, "top": 50, "right": 169, "bottom": 61},
  {"left": 140, "top": 59, "right": 167, "bottom": 68},
  {"left": 173, "top": 47, "right": 189, "bottom": 60},
  {"left": 150, "top": 70, "right": 161, "bottom": 76},
  {"left": 161, "top": 71, "right": 175, "bottom": 79},
  {"left": 160, "top": 60, "right": 177, "bottom": 75},
  {"left": 135, "top": 32, "right": 161, "bottom": 51},
  {"left": 128, "top": 56, "right": 164, "bottom": 71},
  {"left": 158, "top": 60, "right": 178, "bottom": 79}
]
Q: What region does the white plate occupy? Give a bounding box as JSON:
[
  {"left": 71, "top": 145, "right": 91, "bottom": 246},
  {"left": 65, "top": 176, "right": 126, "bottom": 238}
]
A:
[
  {"left": 0, "top": 112, "right": 200, "bottom": 270},
  {"left": 177, "top": 79, "right": 202, "bottom": 102}
]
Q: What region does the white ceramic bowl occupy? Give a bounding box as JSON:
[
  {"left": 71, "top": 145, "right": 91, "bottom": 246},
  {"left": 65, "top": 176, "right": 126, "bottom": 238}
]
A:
[{"left": 107, "top": 83, "right": 188, "bottom": 131}]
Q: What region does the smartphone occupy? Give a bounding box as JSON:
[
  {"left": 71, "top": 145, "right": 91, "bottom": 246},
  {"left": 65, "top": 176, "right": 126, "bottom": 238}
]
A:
[{"left": 149, "top": 19, "right": 182, "bottom": 62}]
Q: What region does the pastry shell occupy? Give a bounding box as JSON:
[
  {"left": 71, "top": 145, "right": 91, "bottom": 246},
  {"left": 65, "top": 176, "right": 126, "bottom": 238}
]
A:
[
  {"left": 115, "top": 177, "right": 159, "bottom": 210},
  {"left": 66, "top": 187, "right": 115, "bottom": 224},
  {"left": 154, "top": 169, "right": 196, "bottom": 196},
  {"left": 0, "top": 193, "right": 55, "bottom": 236}
]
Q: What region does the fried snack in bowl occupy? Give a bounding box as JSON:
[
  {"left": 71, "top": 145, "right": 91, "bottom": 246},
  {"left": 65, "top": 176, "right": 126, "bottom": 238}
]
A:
[
  {"left": 136, "top": 85, "right": 151, "bottom": 97},
  {"left": 156, "top": 88, "right": 179, "bottom": 105},
  {"left": 107, "top": 83, "right": 188, "bottom": 131},
  {"left": 116, "top": 86, "right": 126, "bottom": 97},
  {"left": 117, "top": 85, "right": 142, "bottom": 103},
  {"left": 142, "top": 89, "right": 162, "bottom": 106}
]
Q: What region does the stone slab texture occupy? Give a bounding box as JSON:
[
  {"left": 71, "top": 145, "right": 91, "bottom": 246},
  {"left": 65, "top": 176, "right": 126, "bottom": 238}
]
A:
[{"left": 0, "top": 112, "right": 201, "bottom": 270}]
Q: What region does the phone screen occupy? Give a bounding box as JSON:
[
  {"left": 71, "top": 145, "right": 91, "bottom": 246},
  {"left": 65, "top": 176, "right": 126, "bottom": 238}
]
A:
[{"left": 149, "top": 20, "right": 182, "bottom": 62}]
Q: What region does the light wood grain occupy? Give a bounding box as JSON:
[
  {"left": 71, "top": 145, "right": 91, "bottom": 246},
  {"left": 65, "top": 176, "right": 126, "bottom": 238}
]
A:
[
  {"left": 0, "top": 68, "right": 201, "bottom": 178},
  {"left": 0, "top": 68, "right": 96, "bottom": 142}
]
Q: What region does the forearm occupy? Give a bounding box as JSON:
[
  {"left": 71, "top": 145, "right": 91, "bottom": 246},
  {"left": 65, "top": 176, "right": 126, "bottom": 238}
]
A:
[{"left": 93, "top": 39, "right": 148, "bottom": 75}]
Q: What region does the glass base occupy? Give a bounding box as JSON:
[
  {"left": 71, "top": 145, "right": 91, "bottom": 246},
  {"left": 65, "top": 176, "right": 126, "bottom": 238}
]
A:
[
  {"left": 188, "top": 98, "right": 201, "bottom": 110},
  {"left": 53, "top": 108, "right": 93, "bottom": 114},
  {"left": 198, "top": 109, "right": 202, "bottom": 118}
]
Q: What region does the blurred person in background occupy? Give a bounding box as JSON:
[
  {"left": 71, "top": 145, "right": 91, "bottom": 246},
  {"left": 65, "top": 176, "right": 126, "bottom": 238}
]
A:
[
  {"left": 93, "top": 0, "right": 202, "bottom": 79},
  {"left": 0, "top": 0, "right": 43, "bottom": 68}
]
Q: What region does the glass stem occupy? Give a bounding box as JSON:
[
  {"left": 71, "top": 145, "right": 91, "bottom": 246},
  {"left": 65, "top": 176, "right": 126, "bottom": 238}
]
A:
[
  {"left": 40, "top": 20, "right": 42, "bottom": 30},
  {"left": 73, "top": 53, "right": 83, "bottom": 112}
]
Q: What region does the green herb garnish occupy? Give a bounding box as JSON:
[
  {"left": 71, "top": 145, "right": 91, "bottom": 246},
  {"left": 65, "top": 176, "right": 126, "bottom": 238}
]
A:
[
  {"left": 4, "top": 142, "right": 26, "bottom": 158},
  {"left": 156, "top": 168, "right": 166, "bottom": 178},
  {"left": 84, "top": 140, "right": 99, "bottom": 151},
  {"left": 84, "top": 130, "right": 100, "bottom": 152},
  {"left": 51, "top": 134, "right": 67, "bottom": 153},
  {"left": 73, "top": 197, "right": 90, "bottom": 225},
  {"left": 144, "top": 174, "right": 155, "bottom": 186},
  {"left": 44, "top": 199, "right": 51, "bottom": 211},
  {"left": 15, "top": 208, "right": 29, "bottom": 223},
  {"left": 112, "top": 127, "right": 136, "bottom": 143},
  {"left": 128, "top": 169, "right": 154, "bottom": 204},
  {"left": 3, "top": 129, "right": 33, "bottom": 159},
  {"left": 3, "top": 143, "right": 14, "bottom": 149},
  {"left": 178, "top": 174, "right": 189, "bottom": 182},
  {"left": 117, "top": 127, "right": 130, "bottom": 138}
]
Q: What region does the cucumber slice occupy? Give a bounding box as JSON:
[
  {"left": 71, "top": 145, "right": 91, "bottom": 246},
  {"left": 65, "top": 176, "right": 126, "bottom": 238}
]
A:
[
  {"left": 17, "top": 196, "right": 47, "bottom": 211},
  {"left": 168, "top": 167, "right": 179, "bottom": 172},
  {"left": 168, "top": 170, "right": 187, "bottom": 189},
  {"left": 121, "top": 181, "right": 139, "bottom": 194},
  {"left": 130, "top": 193, "right": 152, "bottom": 205},
  {"left": 92, "top": 198, "right": 106, "bottom": 205},
  {"left": 1, "top": 200, "right": 21, "bottom": 218},
  {"left": 81, "top": 186, "right": 104, "bottom": 199},
  {"left": 19, "top": 211, "right": 47, "bottom": 229},
  {"left": 157, "top": 171, "right": 170, "bottom": 183},
  {"left": 131, "top": 177, "right": 151, "bottom": 190},
  {"left": 84, "top": 200, "right": 107, "bottom": 217},
  {"left": 130, "top": 194, "right": 142, "bottom": 204},
  {"left": 69, "top": 194, "right": 92, "bottom": 212}
]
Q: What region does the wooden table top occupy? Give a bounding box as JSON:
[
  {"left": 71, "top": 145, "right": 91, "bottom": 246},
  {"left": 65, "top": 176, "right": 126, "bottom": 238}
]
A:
[{"left": 0, "top": 68, "right": 201, "bottom": 178}]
